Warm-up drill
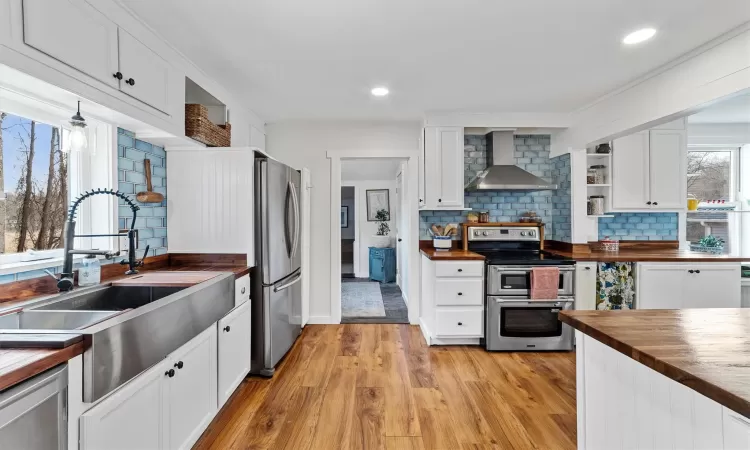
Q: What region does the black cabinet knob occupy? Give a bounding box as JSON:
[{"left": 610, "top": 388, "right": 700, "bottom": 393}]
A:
[
  {"left": 398, "top": 238, "right": 403, "bottom": 242},
  {"left": 457, "top": 292, "right": 463, "bottom": 296},
  {"left": 174, "top": 361, "right": 184, "bottom": 369},
  {"left": 688, "top": 270, "right": 694, "bottom": 274},
  {"left": 695, "top": 269, "right": 701, "bottom": 274},
  {"left": 419, "top": 198, "right": 423, "bottom": 203},
  {"left": 113, "top": 71, "right": 123, "bottom": 80},
  {"left": 457, "top": 268, "right": 463, "bottom": 272},
  {"left": 457, "top": 322, "right": 463, "bottom": 326},
  {"left": 646, "top": 201, "right": 652, "bottom": 205},
  {"left": 438, "top": 198, "right": 442, "bottom": 203},
  {"left": 125, "top": 78, "right": 135, "bottom": 86},
  {"left": 584, "top": 267, "right": 591, "bottom": 270},
  {"left": 653, "top": 202, "right": 658, "bottom": 206},
  {"left": 165, "top": 369, "right": 175, "bottom": 378},
  {"left": 223, "top": 325, "right": 231, "bottom": 332}
]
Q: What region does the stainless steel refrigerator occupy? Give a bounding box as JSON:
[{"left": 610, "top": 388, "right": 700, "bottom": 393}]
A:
[{"left": 251, "top": 156, "right": 302, "bottom": 376}]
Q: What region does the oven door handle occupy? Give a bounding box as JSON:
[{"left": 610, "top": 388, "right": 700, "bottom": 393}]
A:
[
  {"left": 492, "top": 266, "right": 575, "bottom": 272},
  {"left": 493, "top": 297, "right": 574, "bottom": 304}
]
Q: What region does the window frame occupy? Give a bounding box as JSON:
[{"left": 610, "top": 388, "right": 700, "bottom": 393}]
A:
[
  {"left": 0, "top": 89, "right": 116, "bottom": 270},
  {"left": 686, "top": 147, "right": 740, "bottom": 202}
]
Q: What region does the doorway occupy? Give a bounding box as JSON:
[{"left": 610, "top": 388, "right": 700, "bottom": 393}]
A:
[{"left": 338, "top": 158, "right": 410, "bottom": 324}]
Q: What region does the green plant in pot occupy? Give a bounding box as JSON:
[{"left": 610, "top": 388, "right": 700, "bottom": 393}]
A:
[
  {"left": 692, "top": 235, "right": 725, "bottom": 254},
  {"left": 372, "top": 209, "right": 392, "bottom": 248}
]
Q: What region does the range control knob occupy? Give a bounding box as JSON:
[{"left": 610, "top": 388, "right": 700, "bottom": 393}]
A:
[
  {"left": 529, "top": 231, "right": 535, "bottom": 237},
  {"left": 482, "top": 231, "right": 489, "bottom": 236},
  {"left": 474, "top": 230, "right": 480, "bottom": 236},
  {"left": 520, "top": 231, "right": 527, "bottom": 236}
]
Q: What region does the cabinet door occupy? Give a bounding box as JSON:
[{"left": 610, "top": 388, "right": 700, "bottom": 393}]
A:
[
  {"left": 637, "top": 264, "right": 685, "bottom": 309},
  {"left": 418, "top": 129, "right": 426, "bottom": 208},
  {"left": 118, "top": 29, "right": 170, "bottom": 113},
  {"left": 22, "top": 0, "right": 119, "bottom": 88},
  {"left": 218, "top": 302, "right": 251, "bottom": 408},
  {"left": 649, "top": 130, "right": 686, "bottom": 209},
  {"left": 723, "top": 408, "right": 750, "bottom": 450},
  {"left": 80, "top": 359, "right": 167, "bottom": 450},
  {"left": 612, "top": 131, "right": 650, "bottom": 210},
  {"left": 684, "top": 265, "right": 741, "bottom": 308},
  {"left": 436, "top": 127, "right": 464, "bottom": 207},
  {"left": 164, "top": 327, "right": 217, "bottom": 450},
  {"left": 575, "top": 262, "right": 597, "bottom": 310}
]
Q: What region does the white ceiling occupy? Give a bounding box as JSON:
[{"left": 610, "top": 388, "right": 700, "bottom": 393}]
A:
[
  {"left": 342, "top": 159, "right": 401, "bottom": 181},
  {"left": 689, "top": 93, "right": 750, "bottom": 124},
  {"left": 120, "top": 0, "right": 750, "bottom": 122}
]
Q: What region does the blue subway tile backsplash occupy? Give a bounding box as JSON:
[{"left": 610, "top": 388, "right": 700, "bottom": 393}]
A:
[
  {"left": 419, "top": 135, "right": 572, "bottom": 242},
  {"left": 118, "top": 127, "right": 167, "bottom": 256},
  {"left": 598, "top": 213, "right": 678, "bottom": 241}
]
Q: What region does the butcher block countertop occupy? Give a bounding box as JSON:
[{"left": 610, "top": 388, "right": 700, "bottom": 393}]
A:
[
  {"left": 419, "top": 248, "right": 485, "bottom": 261},
  {"left": 545, "top": 248, "right": 748, "bottom": 262},
  {"left": 0, "top": 259, "right": 250, "bottom": 392},
  {"left": 559, "top": 309, "right": 750, "bottom": 418}
]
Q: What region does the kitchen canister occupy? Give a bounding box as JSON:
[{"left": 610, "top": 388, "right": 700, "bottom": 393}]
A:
[
  {"left": 586, "top": 167, "right": 597, "bottom": 184},
  {"left": 433, "top": 235, "right": 452, "bottom": 250},
  {"left": 588, "top": 195, "right": 605, "bottom": 215},
  {"left": 590, "top": 165, "right": 606, "bottom": 184}
]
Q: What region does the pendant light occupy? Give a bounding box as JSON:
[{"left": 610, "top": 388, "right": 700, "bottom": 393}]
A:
[{"left": 66, "top": 100, "right": 88, "bottom": 153}]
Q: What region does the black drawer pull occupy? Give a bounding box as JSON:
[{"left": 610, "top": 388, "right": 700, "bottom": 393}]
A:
[
  {"left": 113, "top": 71, "right": 123, "bottom": 80},
  {"left": 688, "top": 270, "right": 694, "bottom": 274},
  {"left": 457, "top": 322, "right": 463, "bottom": 326},
  {"left": 223, "top": 325, "right": 231, "bottom": 332},
  {"left": 174, "top": 361, "right": 184, "bottom": 369},
  {"left": 165, "top": 369, "right": 175, "bottom": 378},
  {"left": 457, "top": 292, "right": 463, "bottom": 296},
  {"left": 457, "top": 268, "right": 463, "bottom": 272},
  {"left": 125, "top": 78, "right": 135, "bottom": 86},
  {"left": 695, "top": 269, "right": 701, "bottom": 274}
]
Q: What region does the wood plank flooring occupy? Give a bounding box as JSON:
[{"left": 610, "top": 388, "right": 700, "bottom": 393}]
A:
[{"left": 195, "top": 324, "right": 576, "bottom": 450}]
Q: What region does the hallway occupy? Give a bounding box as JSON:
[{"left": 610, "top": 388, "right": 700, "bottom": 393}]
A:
[{"left": 341, "top": 278, "right": 409, "bottom": 324}]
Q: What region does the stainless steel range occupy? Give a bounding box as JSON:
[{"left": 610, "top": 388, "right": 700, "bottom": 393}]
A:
[{"left": 466, "top": 225, "right": 575, "bottom": 352}]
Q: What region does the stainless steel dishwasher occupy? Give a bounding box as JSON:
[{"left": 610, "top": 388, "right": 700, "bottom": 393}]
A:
[{"left": 0, "top": 365, "right": 67, "bottom": 449}]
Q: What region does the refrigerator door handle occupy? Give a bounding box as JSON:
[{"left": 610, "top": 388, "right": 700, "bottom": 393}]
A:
[
  {"left": 284, "top": 181, "right": 294, "bottom": 257},
  {"left": 273, "top": 272, "right": 302, "bottom": 293},
  {"left": 290, "top": 181, "right": 301, "bottom": 260}
]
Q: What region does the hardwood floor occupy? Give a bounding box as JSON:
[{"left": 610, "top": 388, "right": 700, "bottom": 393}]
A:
[{"left": 195, "top": 324, "right": 577, "bottom": 450}]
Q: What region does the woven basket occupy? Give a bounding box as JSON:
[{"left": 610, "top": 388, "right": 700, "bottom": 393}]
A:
[{"left": 185, "top": 104, "right": 231, "bottom": 147}]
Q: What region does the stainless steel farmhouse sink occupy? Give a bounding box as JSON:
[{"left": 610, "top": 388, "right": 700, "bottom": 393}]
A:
[{"left": 0, "top": 272, "right": 235, "bottom": 402}]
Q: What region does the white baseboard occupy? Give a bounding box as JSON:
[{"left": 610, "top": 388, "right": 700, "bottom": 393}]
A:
[
  {"left": 305, "top": 315, "right": 337, "bottom": 325},
  {"left": 419, "top": 318, "right": 481, "bottom": 346},
  {"left": 402, "top": 289, "right": 409, "bottom": 307}
]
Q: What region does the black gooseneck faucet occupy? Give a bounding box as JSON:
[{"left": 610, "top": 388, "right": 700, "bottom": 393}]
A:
[{"left": 57, "top": 188, "right": 144, "bottom": 291}]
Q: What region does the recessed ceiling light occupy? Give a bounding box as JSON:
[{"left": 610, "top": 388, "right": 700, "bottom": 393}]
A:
[
  {"left": 623, "top": 28, "right": 657, "bottom": 45},
  {"left": 371, "top": 87, "right": 389, "bottom": 97}
]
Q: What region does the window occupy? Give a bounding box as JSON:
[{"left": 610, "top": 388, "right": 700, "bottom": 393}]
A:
[
  {"left": 686, "top": 148, "right": 741, "bottom": 255},
  {"left": 0, "top": 92, "right": 115, "bottom": 268}
]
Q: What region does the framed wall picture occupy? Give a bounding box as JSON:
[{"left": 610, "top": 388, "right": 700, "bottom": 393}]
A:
[
  {"left": 341, "top": 206, "right": 348, "bottom": 228},
  {"left": 366, "top": 189, "right": 390, "bottom": 221}
]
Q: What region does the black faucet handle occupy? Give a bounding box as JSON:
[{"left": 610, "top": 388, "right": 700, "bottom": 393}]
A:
[{"left": 140, "top": 245, "right": 150, "bottom": 263}]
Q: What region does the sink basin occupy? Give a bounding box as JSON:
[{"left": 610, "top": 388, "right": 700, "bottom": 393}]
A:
[
  {"left": 0, "top": 310, "right": 121, "bottom": 330},
  {"left": 29, "top": 285, "right": 185, "bottom": 312}
]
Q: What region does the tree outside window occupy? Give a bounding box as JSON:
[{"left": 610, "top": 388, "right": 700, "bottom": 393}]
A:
[
  {"left": 1, "top": 111, "right": 69, "bottom": 254},
  {"left": 687, "top": 150, "right": 733, "bottom": 201}
]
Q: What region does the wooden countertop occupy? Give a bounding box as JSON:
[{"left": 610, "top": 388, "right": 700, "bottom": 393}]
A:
[
  {"left": 545, "top": 248, "right": 748, "bottom": 262},
  {"left": 419, "top": 248, "right": 485, "bottom": 261},
  {"left": 559, "top": 309, "right": 750, "bottom": 418},
  {"left": 0, "top": 261, "right": 250, "bottom": 392}
]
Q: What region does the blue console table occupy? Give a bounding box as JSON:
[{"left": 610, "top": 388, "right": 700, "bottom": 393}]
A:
[{"left": 369, "top": 247, "right": 396, "bottom": 283}]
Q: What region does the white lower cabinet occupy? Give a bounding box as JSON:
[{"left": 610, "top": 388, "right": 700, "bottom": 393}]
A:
[
  {"left": 420, "top": 255, "right": 484, "bottom": 344},
  {"left": 217, "top": 301, "right": 251, "bottom": 407},
  {"left": 79, "top": 358, "right": 166, "bottom": 450},
  {"left": 637, "top": 263, "right": 740, "bottom": 309},
  {"left": 79, "top": 327, "right": 218, "bottom": 450},
  {"left": 578, "top": 334, "right": 745, "bottom": 450},
  {"left": 163, "top": 327, "right": 217, "bottom": 450},
  {"left": 574, "top": 262, "right": 597, "bottom": 311}
]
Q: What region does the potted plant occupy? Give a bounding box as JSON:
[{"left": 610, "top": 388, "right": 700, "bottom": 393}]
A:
[
  {"left": 691, "top": 235, "right": 725, "bottom": 254},
  {"left": 371, "top": 209, "right": 392, "bottom": 248}
]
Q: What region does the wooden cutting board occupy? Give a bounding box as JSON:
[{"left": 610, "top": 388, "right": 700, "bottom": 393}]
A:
[{"left": 111, "top": 271, "right": 223, "bottom": 287}]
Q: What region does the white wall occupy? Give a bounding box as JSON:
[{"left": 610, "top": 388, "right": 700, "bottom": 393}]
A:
[
  {"left": 342, "top": 180, "right": 398, "bottom": 278},
  {"left": 688, "top": 123, "right": 750, "bottom": 147},
  {"left": 265, "top": 120, "right": 421, "bottom": 322}
]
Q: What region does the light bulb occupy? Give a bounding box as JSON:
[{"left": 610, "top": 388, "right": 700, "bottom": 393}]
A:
[{"left": 69, "top": 126, "right": 88, "bottom": 153}]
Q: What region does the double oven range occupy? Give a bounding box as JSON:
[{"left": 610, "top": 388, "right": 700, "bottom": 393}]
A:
[{"left": 467, "top": 226, "right": 575, "bottom": 352}]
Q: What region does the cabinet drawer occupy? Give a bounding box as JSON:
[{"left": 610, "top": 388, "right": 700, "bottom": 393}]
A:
[
  {"left": 435, "top": 279, "right": 483, "bottom": 306},
  {"left": 218, "top": 301, "right": 251, "bottom": 407},
  {"left": 234, "top": 274, "right": 250, "bottom": 307},
  {"left": 435, "top": 261, "right": 483, "bottom": 278},
  {"left": 435, "top": 309, "right": 483, "bottom": 337}
]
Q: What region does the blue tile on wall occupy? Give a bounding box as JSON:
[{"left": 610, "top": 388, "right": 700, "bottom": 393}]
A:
[
  {"left": 125, "top": 148, "right": 146, "bottom": 162},
  {"left": 117, "top": 134, "right": 134, "bottom": 148},
  {"left": 135, "top": 140, "right": 153, "bottom": 153}
]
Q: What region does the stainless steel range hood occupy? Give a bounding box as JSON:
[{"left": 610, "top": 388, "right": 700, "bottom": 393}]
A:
[{"left": 465, "top": 131, "right": 557, "bottom": 191}]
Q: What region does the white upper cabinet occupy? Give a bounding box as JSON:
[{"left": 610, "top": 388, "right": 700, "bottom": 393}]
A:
[
  {"left": 612, "top": 131, "right": 650, "bottom": 209},
  {"left": 612, "top": 127, "right": 686, "bottom": 211},
  {"left": 418, "top": 131, "right": 426, "bottom": 208},
  {"left": 22, "top": 0, "right": 119, "bottom": 89},
  {"left": 118, "top": 29, "right": 170, "bottom": 113},
  {"left": 423, "top": 126, "right": 465, "bottom": 209},
  {"left": 649, "top": 130, "right": 686, "bottom": 209}
]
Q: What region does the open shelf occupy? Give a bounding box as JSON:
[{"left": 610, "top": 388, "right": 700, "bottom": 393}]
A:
[
  {"left": 587, "top": 184, "right": 611, "bottom": 188},
  {"left": 586, "top": 153, "right": 612, "bottom": 158},
  {"left": 587, "top": 214, "right": 615, "bottom": 218}
]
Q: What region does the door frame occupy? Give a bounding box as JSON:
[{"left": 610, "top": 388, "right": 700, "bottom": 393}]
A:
[
  {"left": 328, "top": 150, "right": 420, "bottom": 325},
  {"left": 341, "top": 183, "right": 359, "bottom": 276}
]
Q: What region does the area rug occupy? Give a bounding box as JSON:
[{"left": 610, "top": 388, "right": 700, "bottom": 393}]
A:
[{"left": 342, "top": 282, "right": 386, "bottom": 317}]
